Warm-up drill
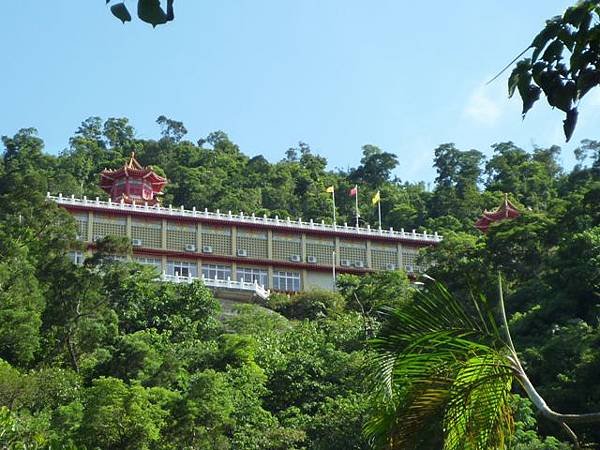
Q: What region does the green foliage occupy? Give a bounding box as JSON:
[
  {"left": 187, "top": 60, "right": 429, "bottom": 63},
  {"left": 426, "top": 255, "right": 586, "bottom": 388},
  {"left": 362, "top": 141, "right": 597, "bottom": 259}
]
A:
[
  {"left": 508, "top": 1, "right": 600, "bottom": 141},
  {"left": 2, "top": 117, "right": 598, "bottom": 447},
  {"left": 268, "top": 289, "right": 346, "bottom": 321},
  {"left": 77, "top": 377, "right": 167, "bottom": 449},
  {"left": 366, "top": 281, "right": 516, "bottom": 450}
]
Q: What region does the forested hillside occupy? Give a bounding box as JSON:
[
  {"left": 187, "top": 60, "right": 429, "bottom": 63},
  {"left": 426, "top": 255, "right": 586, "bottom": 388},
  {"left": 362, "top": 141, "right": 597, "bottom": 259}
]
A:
[{"left": 1, "top": 116, "right": 599, "bottom": 448}]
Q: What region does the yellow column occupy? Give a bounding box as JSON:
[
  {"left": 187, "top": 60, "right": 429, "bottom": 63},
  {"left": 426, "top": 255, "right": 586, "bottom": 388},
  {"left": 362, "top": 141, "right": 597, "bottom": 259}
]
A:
[
  {"left": 196, "top": 223, "right": 202, "bottom": 252},
  {"left": 87, "top": 211, "right": 94, "bottom": 243},
  {"left": 366, "top": 240, "right": 372, "bottom": 268},
  {"left": 161, "top": 219, "right": 167, "bottom": 250},
  {"left": 301, "top": 233, "right": 307, "bottom": 261},
  {"left": 267, "top": 230, "right": 273, "bottom": 260},
  {"left": 268, "top": 266, "right": 274, "bottom": 289},
  {"left": 397, "top": 243, "right": 403, "bottom": 269},
  {"left": 231, "top": 226, "right": 237, "bottom": 256}
]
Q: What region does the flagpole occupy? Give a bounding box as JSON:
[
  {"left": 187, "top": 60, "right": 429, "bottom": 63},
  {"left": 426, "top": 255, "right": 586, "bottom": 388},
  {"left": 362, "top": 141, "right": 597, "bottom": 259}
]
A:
[
  {"left": 332, "top": 189, "right": 336, "bottom": 227},
  {"left": 378, "top": 195, "right": 382, "bottom": 229},
  {"left": 332, "top": 250, "right": 336, "bottom": 290},
  {"left": 355, "top": 185, "right": 359, "bottom": 228}
]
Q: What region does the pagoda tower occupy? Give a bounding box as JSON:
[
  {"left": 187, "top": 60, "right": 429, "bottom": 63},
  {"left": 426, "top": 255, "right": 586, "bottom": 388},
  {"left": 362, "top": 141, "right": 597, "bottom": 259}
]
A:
[
  {"left": 99, "top": 152, "right": 167, "bottom": 205},
  {"left": 474, "top": 193, "right": 520, "bottom": 233}
]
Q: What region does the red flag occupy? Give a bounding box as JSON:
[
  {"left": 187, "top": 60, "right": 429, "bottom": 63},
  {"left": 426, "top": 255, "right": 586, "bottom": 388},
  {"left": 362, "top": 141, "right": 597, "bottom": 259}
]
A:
[{"left": 349, "top": 186, "right": 357, "bottom": 197}]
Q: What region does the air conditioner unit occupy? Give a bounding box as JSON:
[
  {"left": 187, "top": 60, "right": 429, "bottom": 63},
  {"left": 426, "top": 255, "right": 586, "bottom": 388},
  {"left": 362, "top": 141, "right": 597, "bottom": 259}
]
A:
[
  {"left": 185, "top": 244, "right": 197, "bottom": 252},
  {"left": 354, "top": 260, "right": 365, "bottom": 268},
  {"left": 237, "top": 249, "right": 248, "bottom": 257},
  {"left": 131, "top": 238, "right": 142, "bottom": 247},
  {"left": 385, "top": 263, "right": 396, "bottom": 271},
  {"left": 75, "top": 234, "right": 82, "bottom": 241},
  {"left": 289, "top": 254, "right": 301, "bottom": 263},
  {"left": 93, "top": 235, "right": 104, "bottom": 242},
  {"left": 202, "top": 245, "right": 213, "bottom": 254},
  {"left": 307, "top": 255, "right": 317, "bottom": 264},
  {"left": 406, "top": 265, "right": 415, "bottom": 273},
  {"left": 340, "top": 259, "right": 351, "bottom": 267}
]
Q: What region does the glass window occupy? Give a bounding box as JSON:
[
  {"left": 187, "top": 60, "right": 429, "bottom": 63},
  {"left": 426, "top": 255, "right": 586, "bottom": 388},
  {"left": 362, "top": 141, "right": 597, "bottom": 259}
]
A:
[
  {"left": 167, "top": 260, "right": 198, "bottom": 278},
  {"left": 67, "top": 251, "right": 84, "bottom": 266},
  {"left": 202, "top": 264, "right": 232, "bottom": 280},
  {"left": 237, "top": 267, "right": 268, "bottom": 287},
  {"left": 273, "top": 271, "right": 301, "bottom": 292},
  {"left": 134, "top": 256, "right": 162, "bottom": 273}
]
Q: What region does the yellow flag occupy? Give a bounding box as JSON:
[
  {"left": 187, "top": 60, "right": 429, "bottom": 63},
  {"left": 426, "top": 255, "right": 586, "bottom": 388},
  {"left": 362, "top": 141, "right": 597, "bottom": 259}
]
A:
[
  {"left": 371, "top": 191, "right": 381, "bottom": 205},
  {"left": 326, "top": 186, "right": 335, "bottom": 193}
]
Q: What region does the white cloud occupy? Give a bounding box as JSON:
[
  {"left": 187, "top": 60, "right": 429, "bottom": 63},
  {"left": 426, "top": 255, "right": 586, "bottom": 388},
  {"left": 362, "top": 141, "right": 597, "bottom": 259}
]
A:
[{"left": 463, "top": 84, "right": 503, "bottom": 126}]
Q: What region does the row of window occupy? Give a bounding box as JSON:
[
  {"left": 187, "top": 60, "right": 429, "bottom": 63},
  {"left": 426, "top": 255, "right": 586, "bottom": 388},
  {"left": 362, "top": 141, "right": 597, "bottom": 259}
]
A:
[
  {"left": 68, "top": 252, "right": 301, "bottom": 291},
  {"left": 164, "top": 261, "right": 295, "bottom": 291}
]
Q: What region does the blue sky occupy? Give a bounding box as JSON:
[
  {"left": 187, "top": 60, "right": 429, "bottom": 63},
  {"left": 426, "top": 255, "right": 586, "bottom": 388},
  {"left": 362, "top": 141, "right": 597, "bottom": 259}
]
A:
[{"left": 2, "top": 1, "right": 597, "bottom": 183}]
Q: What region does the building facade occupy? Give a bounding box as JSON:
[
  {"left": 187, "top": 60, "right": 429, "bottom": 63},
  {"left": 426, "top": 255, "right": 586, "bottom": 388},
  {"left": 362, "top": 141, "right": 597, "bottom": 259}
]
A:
[{"left": 52, "top": 155, "right": 441, "bottom": 300}]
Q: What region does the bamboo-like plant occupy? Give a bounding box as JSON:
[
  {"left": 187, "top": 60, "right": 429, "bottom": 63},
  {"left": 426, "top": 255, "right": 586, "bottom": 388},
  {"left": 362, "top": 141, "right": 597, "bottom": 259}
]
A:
[{"left": 365, "top": 275, "right": 600, "bottom": 449}]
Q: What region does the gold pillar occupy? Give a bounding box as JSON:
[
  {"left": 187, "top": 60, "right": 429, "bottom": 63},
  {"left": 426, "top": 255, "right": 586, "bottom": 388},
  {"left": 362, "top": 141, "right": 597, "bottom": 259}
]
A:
[
  {"left": 87, "top": 211, "right": 94, "bottom": 243},
  {"left": 267, "top": 230, "right": 273, "bottom": 260},
  {"left": 231, "top": 226, "right": 237, "bottom": 256},
  {"left": 397, "top": 243, "right": 403, "bottom": 269}
]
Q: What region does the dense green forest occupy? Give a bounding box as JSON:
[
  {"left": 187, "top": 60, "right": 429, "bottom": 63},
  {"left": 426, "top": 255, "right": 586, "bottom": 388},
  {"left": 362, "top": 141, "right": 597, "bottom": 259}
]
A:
[{"left": 0, "top": 116, "right": 599, "bottom": 448}]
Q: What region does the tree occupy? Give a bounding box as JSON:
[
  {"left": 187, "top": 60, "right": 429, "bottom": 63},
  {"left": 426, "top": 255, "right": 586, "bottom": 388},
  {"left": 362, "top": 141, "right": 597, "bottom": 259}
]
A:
[
  {"left": 350, "top": 145, "right": 399, "bottom": 187},
  {"left": 156, "top": 115, "right": 187, "bottom": 143},
  {"left": 365, "top": 278, "right": 600, "bottom": 449},
  {"left": 0, "top": 256, "right": 44, "bottom": 366},
  {"left": 506, "top": 1, "right": 600, "bottom": 141},
  {"left": 77, "top": 377, "right": 167, "bottom": 449}
]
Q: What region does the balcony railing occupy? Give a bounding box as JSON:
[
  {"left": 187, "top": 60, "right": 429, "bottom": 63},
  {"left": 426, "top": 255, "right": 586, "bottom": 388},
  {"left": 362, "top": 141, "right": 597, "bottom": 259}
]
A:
[
  {"left": 161, "top": 272, "right": 270, "bottom": 300},
  {"left": 49, "top": 193, "right": 442, "bottom": 243}
]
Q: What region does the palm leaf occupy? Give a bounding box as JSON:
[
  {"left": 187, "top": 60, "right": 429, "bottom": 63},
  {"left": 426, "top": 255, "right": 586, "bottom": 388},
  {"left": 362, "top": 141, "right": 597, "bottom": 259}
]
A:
[{"left": 365, "top": 280, "right": 517, "bottom": 449}]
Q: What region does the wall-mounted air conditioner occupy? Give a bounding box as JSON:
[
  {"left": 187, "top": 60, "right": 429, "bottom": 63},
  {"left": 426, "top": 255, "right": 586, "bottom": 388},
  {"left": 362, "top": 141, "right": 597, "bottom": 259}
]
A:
[
  {"left": 354, "top": 260, "right": 365, "bottom": 268},
  {"left": 75, "top": 234, "right": 82, "bottom": 241},
  {"left": 340, "top": 259, "right": 351, "bottom": 267},
  {"left": 132, "top": 238, "right": 142, "bottom": 247},
  {"left": 307, "top": 255, "right": 317, "bottom": 264},
  {"left": 202, "top": 245, "right": 213, "bottom": 254},
  {"left": 93, "top": 235, "right": 104, "bottom": 242},
  {"left": 185, "top": 244, "right": 197, "bottom": 252},
  {"left": 290, "top": 254, "right": 301, "bottom": 262},
  {"left": 385, "top": 263, "right": 396, "bottom": 271},
  {"left": 237, "top": 249, "right": 248, "bottom": 257},
  {"left": 406, "top": 265, "right": 414, "bottom": 273}
]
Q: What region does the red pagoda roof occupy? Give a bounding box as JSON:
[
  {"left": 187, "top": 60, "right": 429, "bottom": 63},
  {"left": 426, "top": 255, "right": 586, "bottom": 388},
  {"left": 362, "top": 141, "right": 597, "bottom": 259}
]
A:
[
  {"left": 474, "top": 194, "right": 520, "bottom": 233},
  {"left": 100, "top": 153, "right": 167, "bottom": 205}
]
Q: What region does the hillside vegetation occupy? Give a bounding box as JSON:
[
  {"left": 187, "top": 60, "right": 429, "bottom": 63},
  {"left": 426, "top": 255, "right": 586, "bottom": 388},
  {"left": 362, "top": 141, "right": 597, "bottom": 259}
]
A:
[{"left": 0, "top": 117, "right": 599, "bottom": 448}]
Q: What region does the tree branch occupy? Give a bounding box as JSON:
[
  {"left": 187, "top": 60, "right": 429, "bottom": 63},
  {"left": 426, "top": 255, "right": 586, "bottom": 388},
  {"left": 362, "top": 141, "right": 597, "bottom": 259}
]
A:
[{"left": 497, "top": 272, "right": 600, "bottom": 448}]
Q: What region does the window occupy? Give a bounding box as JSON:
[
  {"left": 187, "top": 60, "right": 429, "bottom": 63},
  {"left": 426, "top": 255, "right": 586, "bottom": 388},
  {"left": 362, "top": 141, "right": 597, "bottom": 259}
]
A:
[
  {"left": 237, "top": 267, "right": 268, "bottom": 287},
  {"left": 134, "top": 256, "right": 162, "bottom": 273},
  {"left": 273, "top": 271, "right": 301, "bottom": 292},
  {"left": 68, "top": 251, "right": 84, "bottom": 266},
  {"left": 167, "top": 260, "right": 198, "bottom": 278},
  {"left": 202, "top": 264, "right": 232, "bottom": 281}
]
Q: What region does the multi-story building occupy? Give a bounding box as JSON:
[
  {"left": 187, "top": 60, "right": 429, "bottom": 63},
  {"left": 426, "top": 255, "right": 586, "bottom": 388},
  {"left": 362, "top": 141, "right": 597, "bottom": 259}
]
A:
[{"left": 51, "top": 154, "right": 441, "bottom": 300}]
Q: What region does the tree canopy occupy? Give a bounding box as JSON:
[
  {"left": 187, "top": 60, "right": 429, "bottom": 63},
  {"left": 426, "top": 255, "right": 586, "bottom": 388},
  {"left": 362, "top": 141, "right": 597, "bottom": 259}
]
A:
[{"left": 1, "top": 116, "right": 599, "bottom": 447}]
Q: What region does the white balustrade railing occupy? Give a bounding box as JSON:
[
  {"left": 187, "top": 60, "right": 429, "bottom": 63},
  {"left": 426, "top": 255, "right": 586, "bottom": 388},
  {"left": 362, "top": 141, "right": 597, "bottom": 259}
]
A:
[
  {"left": 161, "top": 272, "right": 270, "bottom": 299},
  {"left": 48, "top": 193, "right": 442, "bottom": 243}
]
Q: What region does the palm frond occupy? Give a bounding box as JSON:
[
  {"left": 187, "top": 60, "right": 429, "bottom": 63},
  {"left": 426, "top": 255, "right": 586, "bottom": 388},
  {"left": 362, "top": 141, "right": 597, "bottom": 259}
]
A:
[
  {"left": 443, "top": 353, "right": 514, "bottom": 450},
  {"left": 365, "top": 280, "right": 517, "bottom": 449}
]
